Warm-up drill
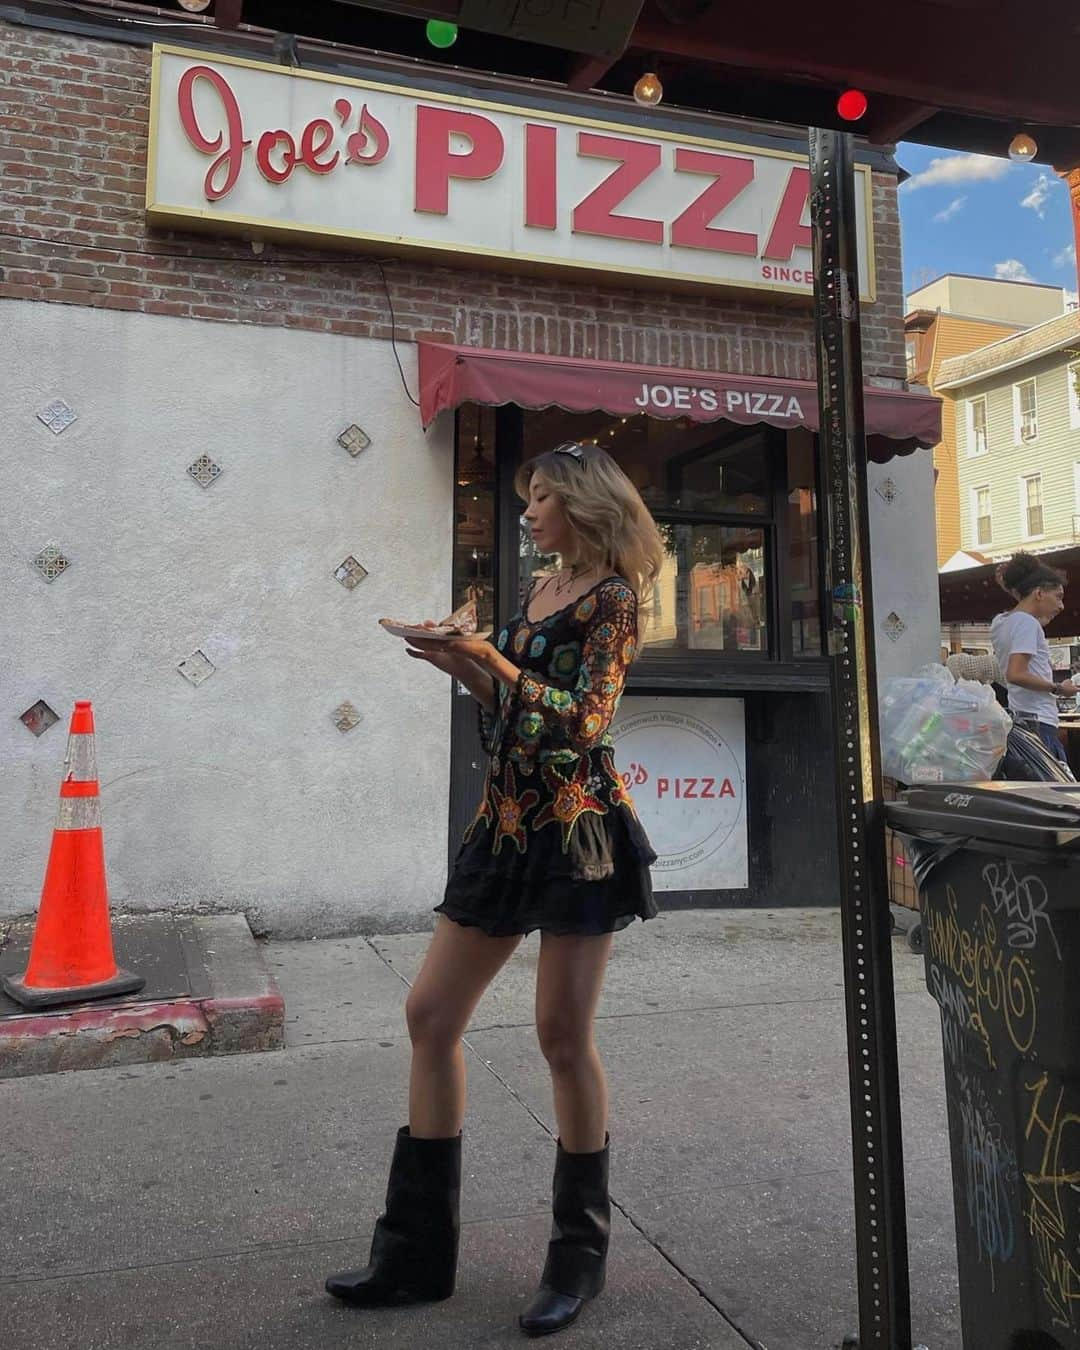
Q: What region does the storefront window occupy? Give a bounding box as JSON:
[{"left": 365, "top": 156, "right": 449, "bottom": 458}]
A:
[
  {"left": 648, "top": 524, "right": 767, "bottom": 651},
  {"left": 497, "top": 407, "right": 824, "bottom": 665},
  {"left": 519, "top": 411, "right": 776, "bottom": 653},
  {"left": 452, "top": 406, "right": 497, "bottom": 633},
  {"left": 787, "top": 429, "right": 822, "bottom": 656}
]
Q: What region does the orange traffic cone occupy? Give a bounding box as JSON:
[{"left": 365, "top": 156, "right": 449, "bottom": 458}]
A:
[{"left": 2, "top": 701, "right": 144, "bottom": 1010}]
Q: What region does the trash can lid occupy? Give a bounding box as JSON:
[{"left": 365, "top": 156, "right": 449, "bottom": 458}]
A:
[{"left": 886, "top": 782, "right": 1080, "bottom": 851}]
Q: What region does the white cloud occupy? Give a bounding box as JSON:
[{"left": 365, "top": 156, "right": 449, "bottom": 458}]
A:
[
  {"left": 933, "top": 195, "right": 967, "bottom": 224},
  {"left": 1021, "top": 173, "right": 1059, "bottom": 218},
  {"left": 1054, "top": 243, "right": 1077, "bottom": 268},
  {"left": 902, "top": 152, "right": 1011, "bottom": 192},
  {"left": 995, "top": 259, "right": 1037, "bottom": 283}
]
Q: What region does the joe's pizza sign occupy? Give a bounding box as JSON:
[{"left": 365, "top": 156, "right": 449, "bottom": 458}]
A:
[{"left": 147, "top": 46, "right": 875, "bottom": 299}]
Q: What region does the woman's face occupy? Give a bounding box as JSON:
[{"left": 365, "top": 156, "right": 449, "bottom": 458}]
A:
[
  {"left": 522, "top": 473, "right": 575, "bottom": 558},
  {"left": 1032, "top": 585, "right": 1065, "bottom": 626}
]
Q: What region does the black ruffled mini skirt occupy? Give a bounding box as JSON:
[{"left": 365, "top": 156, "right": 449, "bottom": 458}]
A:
[{"left": 435, "top": 750, "right": 659, "bottom": 938}]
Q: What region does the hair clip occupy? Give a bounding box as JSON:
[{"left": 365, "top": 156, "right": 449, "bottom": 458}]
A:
[{"left": 552, "top": 442, "right": 586, "bottom": 462}]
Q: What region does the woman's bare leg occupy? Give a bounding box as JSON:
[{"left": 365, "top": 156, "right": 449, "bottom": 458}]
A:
[
  {"left": 534, "top": 931, "right": 614, "bottom": 1152},
  {"left": 406, "top": 916, "right": 522, "bottom": 1138}
]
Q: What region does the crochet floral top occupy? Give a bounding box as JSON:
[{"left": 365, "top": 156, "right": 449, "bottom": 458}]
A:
[
  {"left": 485, "top": 576, "right": 636, "bottom": 762},
  {"left": 437, "top": 574, "right": 658, "bottom": 936}
]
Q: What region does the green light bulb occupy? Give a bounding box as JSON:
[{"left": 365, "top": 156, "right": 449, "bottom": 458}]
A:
[{"left": 426, "top": 20, "right": 458, "bottom": 48}]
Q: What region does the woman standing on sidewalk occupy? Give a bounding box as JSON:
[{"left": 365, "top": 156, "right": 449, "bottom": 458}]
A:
[
  {"left": 326, "top": 441, "right": 663, "bottom": 1335},
  {"left": 991, "top": 551, "right": 1077, "bottom": 761}
]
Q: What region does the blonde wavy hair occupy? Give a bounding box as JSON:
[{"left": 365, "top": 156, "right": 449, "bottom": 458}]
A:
[{"left": 514, "top": 441, "right": 665, "bottom": 632}]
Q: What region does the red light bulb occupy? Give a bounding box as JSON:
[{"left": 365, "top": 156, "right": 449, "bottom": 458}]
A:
[{"left": 837, "top": 89, "right": 868, "bottom": 122}]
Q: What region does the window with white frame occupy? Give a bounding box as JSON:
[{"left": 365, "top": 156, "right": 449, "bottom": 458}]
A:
[
  {"left": 1014, "top": 378, "right": 1038, "bottom": 443},
  {"left": 971, "top": 485, "right": 992, "bottom": 547},
  {"left": 1074, "top": 462, "right": 1080, "bottom": 540},
  {"left": 1021, "top": 473, "right": 1044, "bottom": 539},
  {"left": 967, "top": 396, "right": 989, "bottom": 456},
  {"left": 1069, "top": 362, "right": 1080, "bottom": 430}
]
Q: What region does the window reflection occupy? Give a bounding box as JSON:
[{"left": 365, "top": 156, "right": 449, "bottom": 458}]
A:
[
  {"left": 644, "top": 526, "right": 767, "bottom": 652},
  {"left": 510, "top": 408, "right": 822, "bottom": 661},
  {"left": 787, "top": 429, "right": 821, "bottom": 656},
  {"left": 453, "top": 406, "right": 497, "bottom": 632},
  {"left": 522, "top": 410, "right": 769, "bottom": 515}
]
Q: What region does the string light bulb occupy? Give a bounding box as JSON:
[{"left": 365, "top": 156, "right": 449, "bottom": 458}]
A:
[
  {"left": 837, "top": 89, "right": 868, "bottom": 122},
  {"left": 1008, "top": 131, "right": 1038, "bottom": 163},
  {"left": 177, "top": 0, "right": 212, "bottom": 10},
  {"left": 425, "top": 19, "right": 458, "bottom": 48},
  {"left": 633, "top": 72, "right": 664, "bottom": 107}
]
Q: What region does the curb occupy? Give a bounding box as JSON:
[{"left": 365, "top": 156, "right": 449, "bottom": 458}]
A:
[{"left": 0, "top": 913, "right": 285, "bottom": 1078}]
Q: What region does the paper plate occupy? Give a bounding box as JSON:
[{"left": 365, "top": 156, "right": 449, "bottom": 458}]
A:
[{"left": 378, "top": 620, "right": 473, "bottom": 642}]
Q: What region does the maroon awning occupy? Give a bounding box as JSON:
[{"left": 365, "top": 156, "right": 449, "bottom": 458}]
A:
[{"left": 418, "top": 342, "right": 941, "bottom": 464}]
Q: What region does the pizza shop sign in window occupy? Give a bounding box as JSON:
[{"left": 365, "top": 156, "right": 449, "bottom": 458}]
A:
[
  {"left": 147, "top": 45, "right": 875, "bottom": 298},
  {"left": 612, "top": 699, "right": 748, "bottom": 892}
]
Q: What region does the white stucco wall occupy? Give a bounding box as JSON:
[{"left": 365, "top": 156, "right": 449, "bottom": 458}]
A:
[
  {"left": 867, "top": 448, "right": 941, "bottom": 688},
  {"left": 1, "top": 301, "right": 453, "bottom": 936}
]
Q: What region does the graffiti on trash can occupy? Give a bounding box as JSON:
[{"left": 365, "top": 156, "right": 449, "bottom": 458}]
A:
[
  {"left": 929, "top": 964, "right": 992, "bottom": 1069},
  {"left": 926, "top": 887, "right": 1038, "bottom": 1062},
  {"left": 1023, "top": 1072, "right": 1080, "bottom": 1333},
  {"left": 982, "top": 860, "right": 1062, "bottom": 961},
  {"left": 957, "top": 1070, "right": 1018, "bottom": 1284}
]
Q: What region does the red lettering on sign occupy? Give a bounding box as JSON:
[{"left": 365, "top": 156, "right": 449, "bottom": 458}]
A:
[
  {"left": 524, "top": 123, "right": 558, "bottom": 229},
  {"left": 572, "top": 133, "right": 663, "bottom": 244},
  {"left": 414, "top": 105, "right": 505, "bottom": 215},
  {"left": 256, "top": 128, "right": 298, "bottom": 184},
  {"left": 654, "top": 774, "right": 737, "bottom": 800},
  {"left": 763, "top": 166, "right": 812, "bottom": 261},
  {"left": 176, "top": 64, "right": 251, "bottom": 202},
  {"left": 300, "top": 118, "right": 339, "bottom": 174},
  {"left": 670, "top": 149, "right": 757, "bottom": 255},
  {"left": 346, "top": 104, "right": 390, "bottom": 165}
]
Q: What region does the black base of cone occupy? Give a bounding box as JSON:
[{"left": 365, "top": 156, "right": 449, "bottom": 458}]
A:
[{"left": 1, "top": 968, "right": 145, "bottom": 1010}]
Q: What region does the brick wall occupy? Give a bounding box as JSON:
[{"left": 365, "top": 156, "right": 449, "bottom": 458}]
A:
[{"left": 0, "top": 20, "right": 907, "bottom": 382}]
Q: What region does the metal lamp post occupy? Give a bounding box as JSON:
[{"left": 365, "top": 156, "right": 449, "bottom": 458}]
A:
[{"left": 809, "top": 127, "right": 913, "bottom": 1350}]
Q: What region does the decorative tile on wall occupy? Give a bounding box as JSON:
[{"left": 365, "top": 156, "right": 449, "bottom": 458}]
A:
[
  {"left": 37, "top": 399, "right": 77, "bottom": 434},
  {"left": 334, "top": 556, "right": 368, "bottom": 590},
  {"left": 20, "top": 700, "right": 59, "bottom": 737},
  {"left": 187, "top": 454, "right": 223, "bottom": 487},
  {"left": 177, "top": 650, "right": 216, "bottom": 686},
  {"left": 875, "top": 477, "right": 899, "bottom": 505},
  {"left": 337, "top": 424, "right": 371, "bottom": 457},
  {"left": 332, "top": 701, "right": 361, "bottom": 732},
  {"left": 882, "top": 611, "right": 907, "bottom": 642},
  {"left": 32, "top": 545, "right": 71, "bottom": 582}
]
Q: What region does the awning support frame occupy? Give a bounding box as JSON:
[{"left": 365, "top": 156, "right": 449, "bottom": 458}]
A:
[{"left": 810, "top": 128, "right": 913, "bottom": 1349}]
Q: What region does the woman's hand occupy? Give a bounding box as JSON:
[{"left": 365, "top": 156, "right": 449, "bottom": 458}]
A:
[
  {"left": 405, "top": 632, "right": 492, "bottom": 664},
  {"left": 405, "top": 642, "right": 472, "bottom": 678}
]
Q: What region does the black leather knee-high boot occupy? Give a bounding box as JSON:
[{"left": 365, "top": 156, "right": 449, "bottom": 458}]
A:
[
  {"left": 518, "top": 1135, "right": 610, "bottom": 1337},
  {"left": 326, "top": 1126, "right": 461, "bottom": 1307}
]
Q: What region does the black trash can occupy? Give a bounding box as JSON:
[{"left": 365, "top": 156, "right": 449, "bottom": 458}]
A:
[{"left": 887, "top": 783, "right": 1080, "bottom": 1350}]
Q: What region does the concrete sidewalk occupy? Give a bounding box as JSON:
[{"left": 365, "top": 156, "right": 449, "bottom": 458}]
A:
[{"left": 0, "top": 909, "right": 958, "bottom": 1350}]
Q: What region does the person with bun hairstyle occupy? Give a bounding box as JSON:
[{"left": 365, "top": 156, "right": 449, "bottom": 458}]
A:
[
  {"left": 326, "top": 442, "right": 665, "bottom": 1336},
  {"left": 991, "top": 552, "right": 1077, "bottom": 760}
]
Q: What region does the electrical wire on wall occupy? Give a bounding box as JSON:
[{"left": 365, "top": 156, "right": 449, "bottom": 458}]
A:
[
  {"left": 0, "top": 226, "right": 423, "bottom": 408},
  {"left": 374, "top": 260, "right": 420, "bottom": 407}
]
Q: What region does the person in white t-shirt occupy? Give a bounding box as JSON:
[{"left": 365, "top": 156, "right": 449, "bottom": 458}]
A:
[{"left": 991, "top": 552, "right": 1076, "bottom": 761}]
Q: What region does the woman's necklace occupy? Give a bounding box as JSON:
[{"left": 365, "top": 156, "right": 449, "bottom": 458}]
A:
[{"left": 552, "top": 564, "right": 589, "bottom": 597}]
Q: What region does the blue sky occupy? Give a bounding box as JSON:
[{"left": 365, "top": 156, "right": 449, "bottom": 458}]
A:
[{"left": 895, "top": 143, "right": 1077, "bottom": 306}]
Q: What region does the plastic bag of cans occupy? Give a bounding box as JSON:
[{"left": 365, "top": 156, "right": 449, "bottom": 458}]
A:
[{"left": 879, "top": 663, "right": 1011, "bottom": 785}]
